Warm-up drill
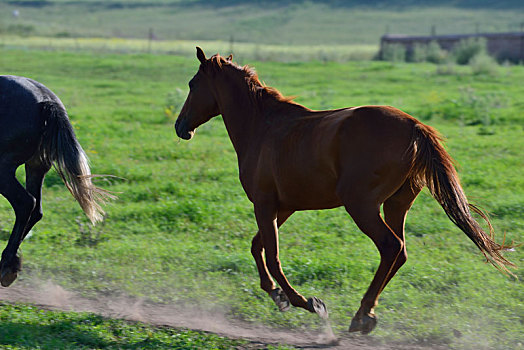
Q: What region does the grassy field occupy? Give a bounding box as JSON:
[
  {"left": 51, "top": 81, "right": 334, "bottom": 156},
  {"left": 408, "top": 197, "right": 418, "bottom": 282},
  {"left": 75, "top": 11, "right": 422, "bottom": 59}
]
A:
[
  {"left": 0, "top": 301, "right": 278, "bottom": 350},
  {"left": 0, "top": 1, "right": 523, "bottom": 45},
  {"left": 0, "top": 36, "right": 378, "bottom": 62},
  {"left": 0, "top": 46, "right": 523, "bottom": 349}
]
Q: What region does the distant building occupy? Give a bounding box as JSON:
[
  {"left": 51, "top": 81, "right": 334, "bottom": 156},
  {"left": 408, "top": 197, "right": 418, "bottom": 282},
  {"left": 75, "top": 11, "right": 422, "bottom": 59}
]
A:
[{"left": 380, "top": 32, "right": 524, "bottom": 62}]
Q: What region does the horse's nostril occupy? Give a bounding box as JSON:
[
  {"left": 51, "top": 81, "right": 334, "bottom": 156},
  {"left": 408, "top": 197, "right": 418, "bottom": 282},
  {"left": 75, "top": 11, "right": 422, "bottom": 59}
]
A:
[
  {"left": 175, "top": 118, "right": 184, "bottom": 134},
  {"left": 174, "top": 118, "right": 193, "bottom": 140}
]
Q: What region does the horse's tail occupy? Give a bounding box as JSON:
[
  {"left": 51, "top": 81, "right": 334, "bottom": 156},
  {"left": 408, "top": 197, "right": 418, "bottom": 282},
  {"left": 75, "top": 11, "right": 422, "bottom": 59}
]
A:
[
  {"left": 408, "top": 121, "right": 515, "bottom": 275},
  {"left": 39, "top": 101, "right": 112, "bottom": 224}
]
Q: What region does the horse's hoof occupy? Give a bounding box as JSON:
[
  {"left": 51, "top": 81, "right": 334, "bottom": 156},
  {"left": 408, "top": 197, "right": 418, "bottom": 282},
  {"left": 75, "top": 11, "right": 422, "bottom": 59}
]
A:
[
  {"left": 0, "top": 269, "right": 17, "bottom": 287},
  {"left": 307, "top": 296, "right": 329, "bottom": 319},
  {"left": 349, "top": 313, "right": 377, "bottom": 335},
  {"left": 0, "top": 255, "right": 21, "bottom": 287},
  {"left": 270, "top": 288, "right": 291, "bottom": 312}
]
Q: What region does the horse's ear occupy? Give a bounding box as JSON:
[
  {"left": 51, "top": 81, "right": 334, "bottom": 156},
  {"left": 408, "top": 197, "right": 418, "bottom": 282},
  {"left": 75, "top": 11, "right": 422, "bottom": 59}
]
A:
[
  {"left": 226, "top": 54, "right": 233, "bottom": 62},
  {"left": 196, "top": 47, "right": 206, "bottom": 64}
]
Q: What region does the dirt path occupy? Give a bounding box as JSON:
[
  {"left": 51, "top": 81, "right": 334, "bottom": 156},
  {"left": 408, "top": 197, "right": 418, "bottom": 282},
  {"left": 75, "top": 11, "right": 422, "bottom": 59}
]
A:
[{"left": 0, "top": 280, "right": 444, "bottom": 350}]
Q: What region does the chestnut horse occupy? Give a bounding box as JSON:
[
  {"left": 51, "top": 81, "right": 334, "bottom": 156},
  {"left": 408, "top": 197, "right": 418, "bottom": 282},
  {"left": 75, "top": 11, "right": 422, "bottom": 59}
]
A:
[
  {"left": 175, "top": 48, "right": 514, "bottom": 334},
  {"left": 0, "top": 75, "right": 111, "bottom": 287}
]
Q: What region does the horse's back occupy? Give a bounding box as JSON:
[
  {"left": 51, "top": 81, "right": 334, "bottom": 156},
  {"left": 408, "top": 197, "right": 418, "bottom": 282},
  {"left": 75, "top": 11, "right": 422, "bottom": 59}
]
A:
[
  {"left": 338, "top": 105, "right": 416, "bottom": 164},
  {"left": 0, "top": 76, "right": 57, "bottom": 164},
  {"left": 0, "top": 75, "right": 59, "bottom": 107},
  {"left": 270, "top": 105, "right": 415, "bottom": 176},
  {"left": 260, "top": 105, "right": 418, "bottom": 210}
]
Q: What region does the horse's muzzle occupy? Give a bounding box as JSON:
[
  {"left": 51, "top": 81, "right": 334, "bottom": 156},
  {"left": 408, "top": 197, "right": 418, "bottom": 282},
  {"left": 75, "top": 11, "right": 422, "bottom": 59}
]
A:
[{"left": 175, "top": 118, "right": 194, "bottom": 140}]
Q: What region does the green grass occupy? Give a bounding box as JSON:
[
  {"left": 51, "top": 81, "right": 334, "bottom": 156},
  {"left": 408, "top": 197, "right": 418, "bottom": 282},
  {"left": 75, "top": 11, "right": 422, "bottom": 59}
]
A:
[
  {"left": 0, "top": 1, "right": 523, "bottom": 45},
  {"left": 0, "top": 302, "right": 262, "bottom": 349},
  {"left": 0, "top": 36, "right": 378, "bottom": 62},
  {"left": 0, "top": 47, "right": 523, "bottom": 349}
]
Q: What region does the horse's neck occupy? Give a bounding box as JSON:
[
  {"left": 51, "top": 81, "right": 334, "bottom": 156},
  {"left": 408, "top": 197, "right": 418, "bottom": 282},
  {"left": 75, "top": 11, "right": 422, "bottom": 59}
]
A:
[
  {"left": 215, "top": 77, "right": 309, "bottom": 160},
  {"left": 216, "top": 83, "right": 264, "bottom": 159}
]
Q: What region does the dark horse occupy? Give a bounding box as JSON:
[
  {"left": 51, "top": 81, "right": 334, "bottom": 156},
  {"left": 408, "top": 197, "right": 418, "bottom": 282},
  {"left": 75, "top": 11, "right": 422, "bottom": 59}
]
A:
[
  {"left": 0, "top": 75, "right": 110, "bottom": 287},
  {"left": 175, "top": 48, "right": 514, "bottom": 334}
]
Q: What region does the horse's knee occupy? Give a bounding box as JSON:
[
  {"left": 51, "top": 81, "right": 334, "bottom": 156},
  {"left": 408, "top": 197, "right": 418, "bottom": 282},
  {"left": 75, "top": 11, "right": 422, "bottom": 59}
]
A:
[
  {"left": 14, "top": 194, "right": 36, "bottom": 218},
  {"left": 379, "top": 235, "right": 403, "bottom": 260},
  {"left": 30, "top": 208, "right": 43, "bottom": 225},
  {"left": 392, "top": 247, "right": 408, "bottom": 271}
]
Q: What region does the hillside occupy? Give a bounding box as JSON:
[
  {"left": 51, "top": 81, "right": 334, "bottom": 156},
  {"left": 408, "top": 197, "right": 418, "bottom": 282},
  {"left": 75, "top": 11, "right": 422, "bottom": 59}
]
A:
[{"left": 1, "top": 1, "right": 523, "bottom": 45}]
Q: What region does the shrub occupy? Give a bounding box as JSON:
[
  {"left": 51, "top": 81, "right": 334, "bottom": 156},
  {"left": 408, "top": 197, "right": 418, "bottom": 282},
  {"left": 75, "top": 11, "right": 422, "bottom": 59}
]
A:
[
  {"left": 426, "top": 40, "right": 447, "bottom": 64},
  {"left": 410, "top": 43, "right": 428, "bottom": 63},
  {"left": 453, "top": 37, "right": 487, "bottom": 65},
  {"left": 470, "top": 53, "right": 498, "bottom": 76},
  {"left": 381, "top": 43, "right": 406, "bottom": 62},
  {"left": 55, "top": 31, "right": 72, "bottom": 38},
  {"left": 6, "top": 24, "right": 35, "bottom": 37}
]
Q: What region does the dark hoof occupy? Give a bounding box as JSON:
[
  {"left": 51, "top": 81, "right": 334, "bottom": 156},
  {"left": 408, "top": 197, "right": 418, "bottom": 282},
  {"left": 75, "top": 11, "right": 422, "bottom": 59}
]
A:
[
  {"left": 0, "top": 255, "right": 21, "bottom": 287},
  {"left": 270, "top": 288, "right": 291, "bottom": 312},
  {"left": 349, "top": 313, "right": 377, "bottom": 335},
  {"left": 0, "top": 270, "right": 17, "bottom": 287},
  {"left": 307, "top": 297, "right": 329, "bottom": 319}
]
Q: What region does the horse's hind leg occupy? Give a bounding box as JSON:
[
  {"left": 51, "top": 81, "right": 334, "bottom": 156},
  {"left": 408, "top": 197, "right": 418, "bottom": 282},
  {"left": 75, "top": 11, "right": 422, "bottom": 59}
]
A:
[
  {"left": 21, "top": 159, "right": 51, "bottom": 241},
  {"left": 381, "top": 180, "right": 421, "bottom": 293},
  {"left": 341, "top": 196, "right": 404, "bottom": 334},
  {"left": 0, "top": 165, "right": 36, "bottom": 287},
  {"left": 251, "top": 210, "right": 293, "bottom": 312}
]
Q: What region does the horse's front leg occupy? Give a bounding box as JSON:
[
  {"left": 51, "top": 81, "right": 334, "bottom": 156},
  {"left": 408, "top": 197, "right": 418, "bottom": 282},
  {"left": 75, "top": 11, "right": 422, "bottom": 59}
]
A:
[
  {"left": 253, "top": 203, "right": 328, "bottom": 318},
  {"left": 251, "top": 210, "right": 294, "bottom": 312}
]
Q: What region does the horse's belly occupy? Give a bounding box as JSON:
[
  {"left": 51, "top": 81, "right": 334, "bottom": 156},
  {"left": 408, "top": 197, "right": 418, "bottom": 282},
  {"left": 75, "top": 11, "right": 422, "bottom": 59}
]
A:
[{"left": 276, "top": 172, "right": 342, "bottom": 211}]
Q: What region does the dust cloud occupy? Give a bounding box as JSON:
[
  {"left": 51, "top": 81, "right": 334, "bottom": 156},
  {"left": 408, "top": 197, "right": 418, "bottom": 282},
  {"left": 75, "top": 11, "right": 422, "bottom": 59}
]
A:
[{"left": 0, "top": 278, "right": 448, "bottom": 350}]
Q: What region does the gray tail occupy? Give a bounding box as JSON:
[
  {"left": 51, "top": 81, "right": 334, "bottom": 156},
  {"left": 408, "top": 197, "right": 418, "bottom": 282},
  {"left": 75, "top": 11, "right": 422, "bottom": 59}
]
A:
[{"left": 39, "top": 101, "right": 112, "bottom": 224}]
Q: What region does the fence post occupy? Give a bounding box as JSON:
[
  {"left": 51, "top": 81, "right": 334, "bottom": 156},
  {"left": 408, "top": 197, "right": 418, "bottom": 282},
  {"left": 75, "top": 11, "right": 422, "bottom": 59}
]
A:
[
  {"left": 229, "top": 35, "right": 235, "bottom": 55},
  {"left": 519, "top": 22, "right": 524, "bottom": 62},
  {"left": 148, "top": 28, "right": 154, "bottom": 54}
]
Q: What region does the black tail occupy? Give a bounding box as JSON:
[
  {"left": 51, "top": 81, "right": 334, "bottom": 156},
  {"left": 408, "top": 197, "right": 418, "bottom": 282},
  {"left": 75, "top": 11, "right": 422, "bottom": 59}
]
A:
[
  {"left": 409, "top": 122, "right": 515, "bottom": 275},
  {"left": 39, "top": 101, "right": 112, "bottom": 224}
]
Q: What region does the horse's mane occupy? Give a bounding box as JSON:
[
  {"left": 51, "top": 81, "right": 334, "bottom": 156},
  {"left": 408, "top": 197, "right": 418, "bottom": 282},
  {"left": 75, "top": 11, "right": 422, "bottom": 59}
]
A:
[
  {"left": 241, "top": 64, "right": 297, "bottom": 104},
  {"left": 202, "top": 55, "right": 306, "bottom": 112}
]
